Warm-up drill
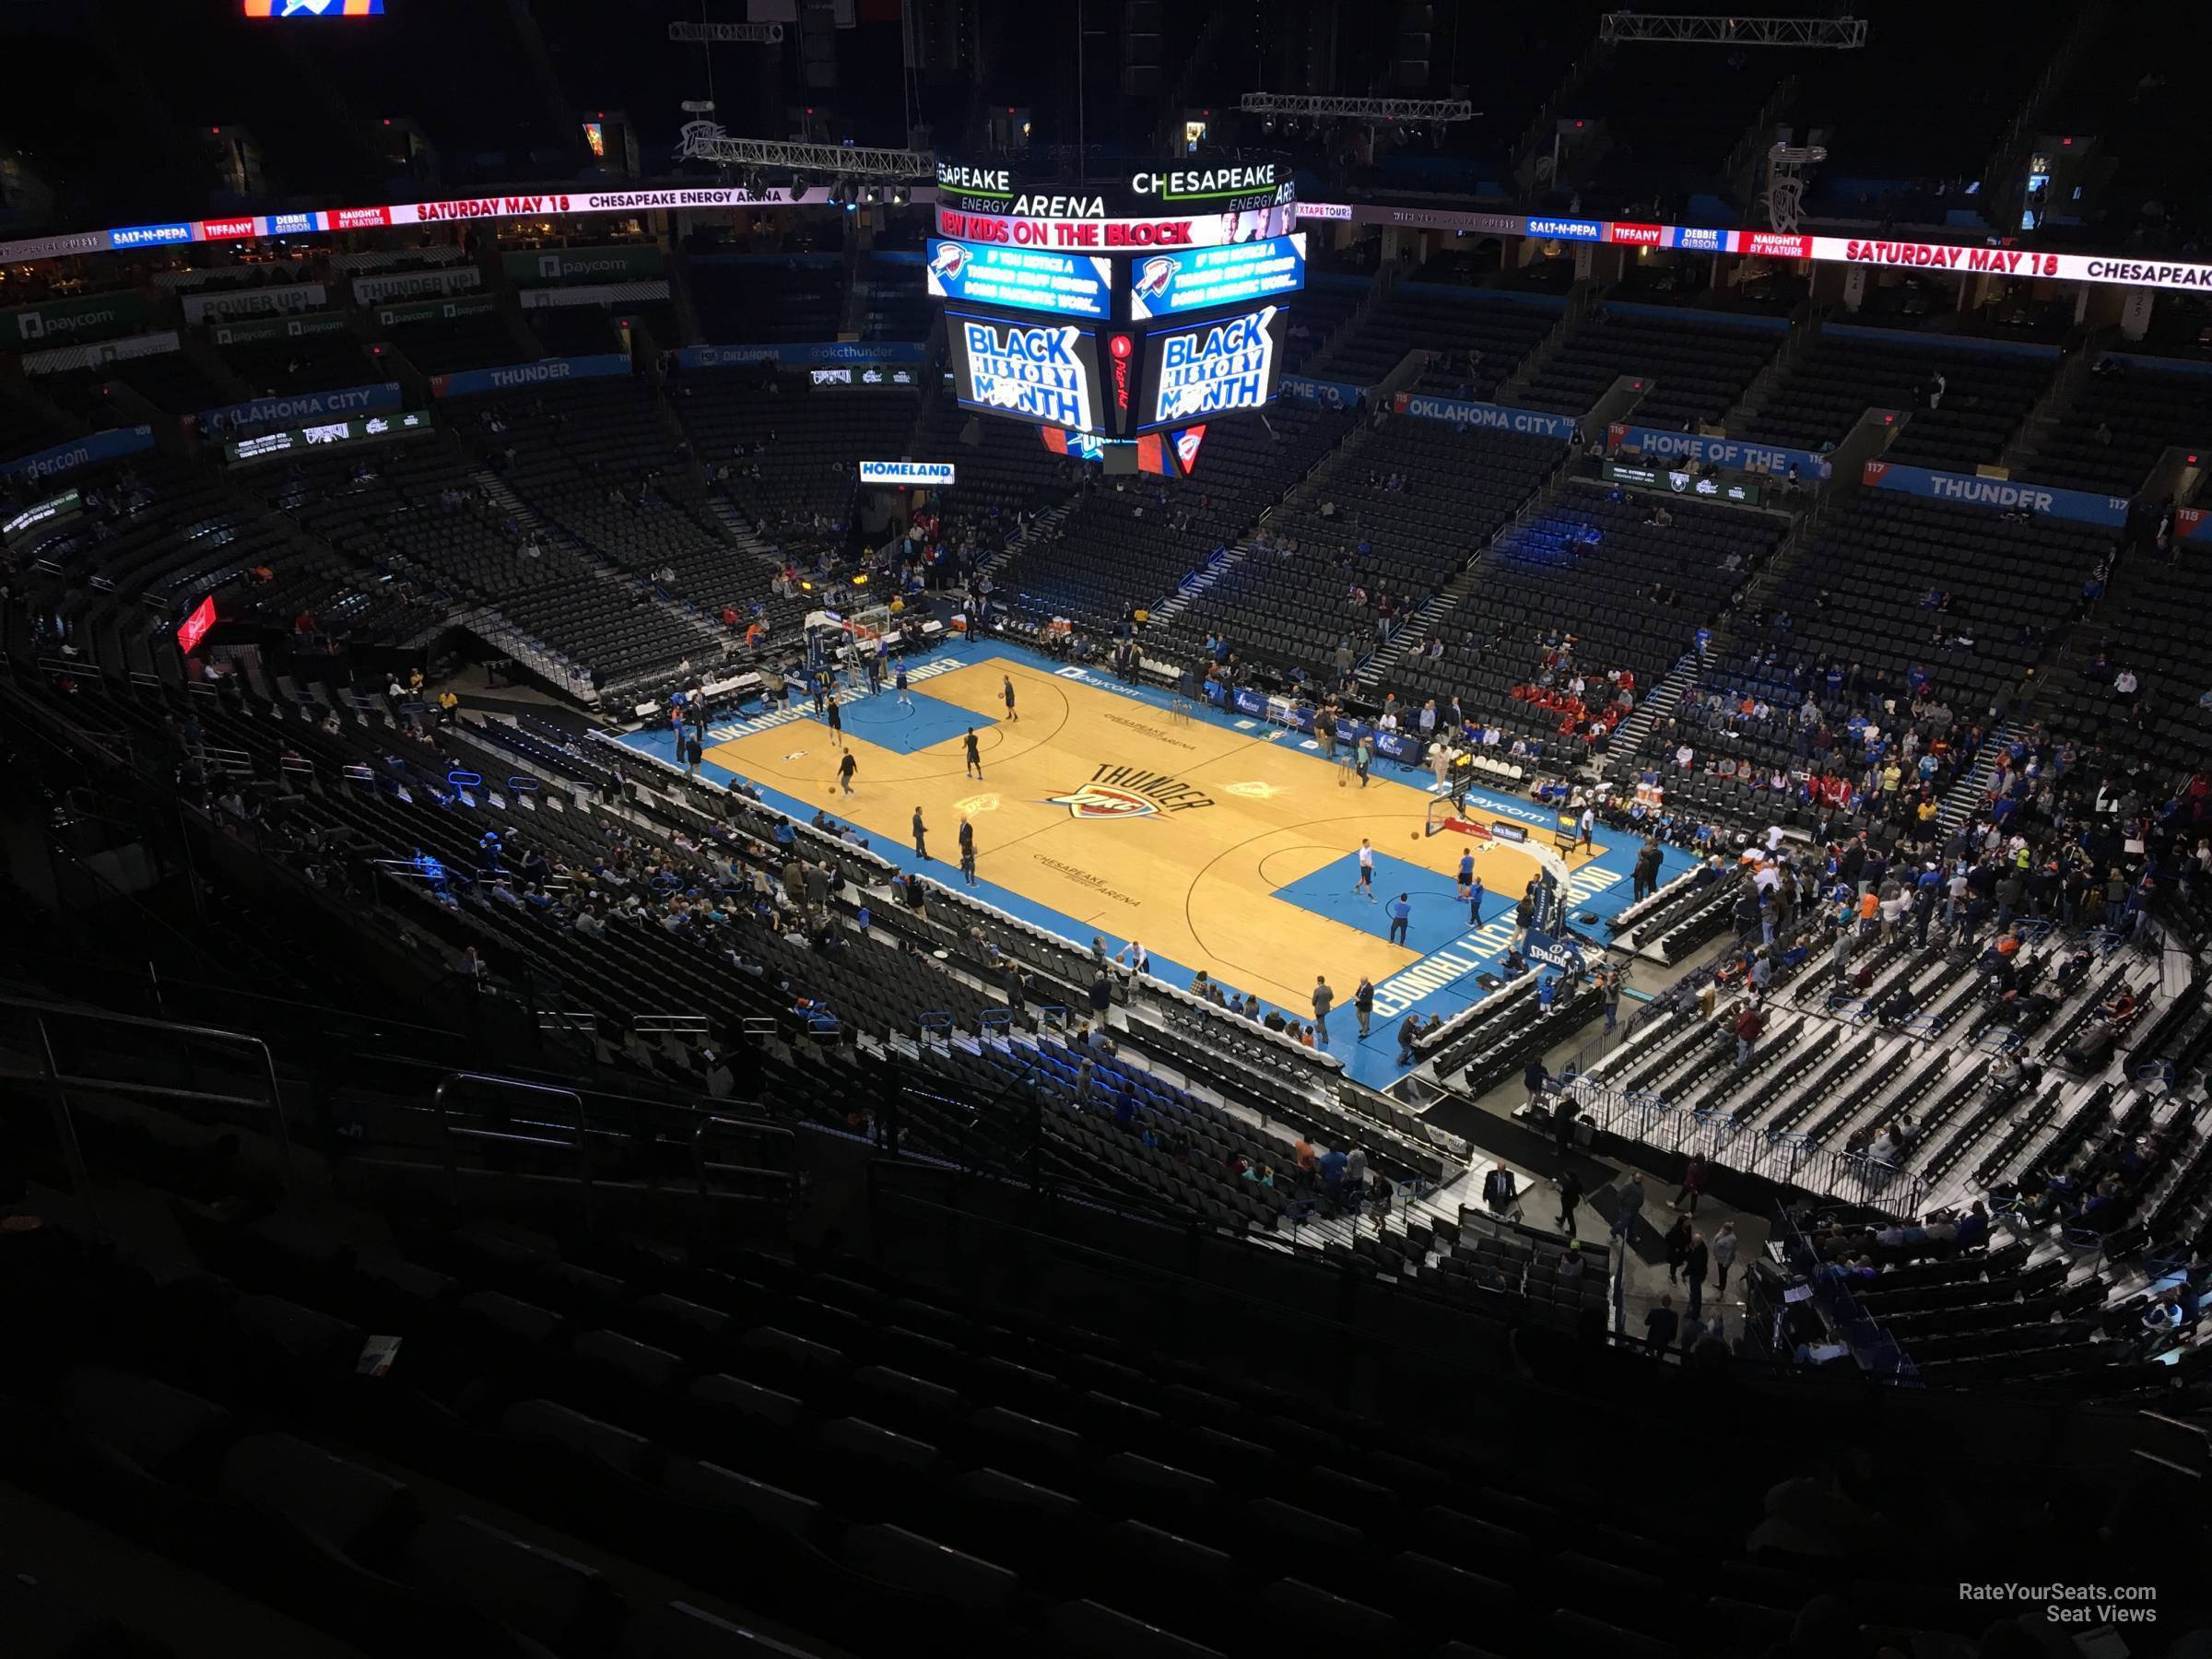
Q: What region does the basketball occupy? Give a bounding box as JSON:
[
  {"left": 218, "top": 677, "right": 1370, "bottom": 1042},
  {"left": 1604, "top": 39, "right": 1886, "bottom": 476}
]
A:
[{"left": 1410, "top": 832, "right": 1420, "bottom": 842}]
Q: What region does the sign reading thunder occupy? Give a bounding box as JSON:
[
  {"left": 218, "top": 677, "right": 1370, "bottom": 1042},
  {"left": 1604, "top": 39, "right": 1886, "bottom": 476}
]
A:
[
  {"left": 948, "top": 315, "right": 1102, "bottom": 434},
  {"left": 1144, "top": 306, "right": 1284, "bottom": 429},
  {"left": 1129, "top": 234, "right": 1306, "bottom": 321},
  {"left": 926, "top": 240, "right": 1112, "bottom": 320}
]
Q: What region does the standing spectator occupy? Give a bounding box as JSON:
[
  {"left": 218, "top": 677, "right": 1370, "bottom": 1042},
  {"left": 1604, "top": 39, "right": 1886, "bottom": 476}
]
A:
[
  {"left": 912, "top": 807, "right": 929, "bottom": 860},
  {"left": 1733, "top": 999, "right": 1764, "bottom": 1068},
  {"left": 1712, "top": 1220, "right": 1740, "bottom": 1297},
  {"left": 1353, "top": 975, "right": 1375, "bottom": 1039},
  {"left": 1387, "top": 891, "right": 1412, "bottom": 946},
  {"left": 1613, "top": 1171, "right": 1646, "bottom": 1244},
  {"left": 1311, "top": 975, "right": 1334, "bottom": 1044},
  {"left": 958, "top": 816, "right": 977, "bottom": 886},
  {"left": 1671, "top": 1155, "right": 1708, "bottom": 1215},
  {"left": 1685, "top": 1230, "right": 1710, "bottom": 1320},
  {"left": 1644, "top": 1295, "right": 1679, "bottom": 1357},
  {"left": 1601, "top": 965, "right": 1622, "bottom": 1034},
  {"left": 1395, "top": 1014, "right": 1421, "bottom": 1065},
  {"left": 1524, "top": 1055, "right": 1552, "bottom": 1115},
  {"left": 1089, "top": 968, "right": 1112, "bottom": 1020},
  {"left": 1555, "top": 1166, "right": 1583, "bottom": 1236},
  {"left": 1664, "top": 1212, "right": 1693, "bottom": 1284}
]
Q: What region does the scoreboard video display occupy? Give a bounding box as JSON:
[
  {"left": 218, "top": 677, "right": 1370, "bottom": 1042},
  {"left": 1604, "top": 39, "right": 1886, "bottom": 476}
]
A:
[
  {"left": 928, "top": 156, "right": 1301, "bottom": 456},
  {"left": 927, "top": 241, "right": 1112, "bottom": 320},
  {"left": 1141, "top": 305, "right": 1287, "bottom": 430},
  {"left": 1129, "top": 235, "right": 1305, "bottom": 321},
  {"left": 946, "top": 312, "right": 1104, "bottom": 434}
]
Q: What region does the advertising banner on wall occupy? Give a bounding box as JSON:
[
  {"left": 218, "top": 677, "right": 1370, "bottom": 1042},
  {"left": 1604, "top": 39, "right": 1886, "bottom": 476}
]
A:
[
  {"left": 1278, "top": 374, "right": 1365, "bottom": 409},
  {"left": 198, "top": 382, "right": 402, "bottom": 432},
  {"left": 673, "top": 341, "right": 929, "bottom": 371},
  {"left": 213, "top": 313, "right": 353, "bottom": 346},
  {"left": 518, "top": 281, "right": 670, "bottom": 310},
  {"left": 1607, "top": 423, "right": 1834, "bottom": 481},
  {"left": 372, "top": 295, "right": 498, "bottom": 328},
  {"left": 1859, "top": 461, "right": 2130, "bottom": 526},
  {"left": 503, "top": 245, "right": 665, "bottom": 285},
  {"left": 182, "top": 283, "right": 330, "bottom": 324},
  {"left": 1, "top": 291, "right": 151, "bottom": 348},
  {"left": 1392, "top": 392, "right": 1580, "bottom": 441},
  {"left": 428, "top": 354, "right": 630, "bottom": 398},
  {"left": 0, "top": 426, "right": 156, "bottom": 482},
  {"left": 22, "top": 332, "right": 182, "bottom": 376},
  {"left": 351, "top": 265, "right": 484, "bottom": 305}
]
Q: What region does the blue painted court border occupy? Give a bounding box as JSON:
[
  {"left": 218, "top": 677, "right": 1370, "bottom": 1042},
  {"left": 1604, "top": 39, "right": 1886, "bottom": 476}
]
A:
[{"left": 620, "top": 635, "right": 1697, "bottom": 1088}]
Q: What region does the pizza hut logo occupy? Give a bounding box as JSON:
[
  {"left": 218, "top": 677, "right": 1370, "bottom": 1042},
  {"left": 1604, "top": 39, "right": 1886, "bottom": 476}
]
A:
[{"left": 1049, "top": 764, "right": 1215, "bottom": 819}]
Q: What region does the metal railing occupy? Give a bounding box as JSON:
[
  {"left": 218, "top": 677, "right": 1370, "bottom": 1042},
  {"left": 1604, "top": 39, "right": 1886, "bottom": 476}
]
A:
[
  {"left": 0, "top": 994, "right": 297, "bottom": 1227},
  {"left": 1564, "top": 1071, "right": 1928, "bottom": 1217},
  {"left": 433, "top": 1070, "right": 592, "bottom": 1225}
]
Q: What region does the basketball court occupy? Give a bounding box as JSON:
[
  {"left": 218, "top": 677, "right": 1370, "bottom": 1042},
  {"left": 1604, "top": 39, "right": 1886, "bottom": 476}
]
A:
[{"left": 626, "top": 641, "right": 1694, "bottom": 1087}]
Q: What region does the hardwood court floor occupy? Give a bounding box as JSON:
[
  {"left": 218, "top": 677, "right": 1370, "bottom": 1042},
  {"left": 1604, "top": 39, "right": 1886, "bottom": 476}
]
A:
[{"left": 707, "top": 655, "right": 1606, "bottom": 1013}]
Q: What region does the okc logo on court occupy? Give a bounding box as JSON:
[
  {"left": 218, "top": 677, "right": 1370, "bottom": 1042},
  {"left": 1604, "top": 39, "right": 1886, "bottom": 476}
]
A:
[
  {"left": 1048, "top": 783, "right": 1161, "bottom": 820},
  {"left": 1049, "top": 763, "right": 1216, "bottom": 819}
]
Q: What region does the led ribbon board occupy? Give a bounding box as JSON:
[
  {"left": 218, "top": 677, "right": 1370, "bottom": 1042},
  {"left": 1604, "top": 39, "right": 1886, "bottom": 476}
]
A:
[
  {"left": 948, "top": 315, "right": 1101, "bottom": 434},
  {"left": 1142, "top": 305, "right": 1284, "bottom": 430},
  {"left": 1128, "top": 233, "right": 1306, "bottom": 321},
  {"left": 926, "top": 240, "right": 1112, "bottom": 320}
]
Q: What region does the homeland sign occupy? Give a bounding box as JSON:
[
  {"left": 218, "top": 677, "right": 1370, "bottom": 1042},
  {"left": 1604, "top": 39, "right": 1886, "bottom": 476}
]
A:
[{"left": 858, "top": 461, "right": 957, "bottom": 487}]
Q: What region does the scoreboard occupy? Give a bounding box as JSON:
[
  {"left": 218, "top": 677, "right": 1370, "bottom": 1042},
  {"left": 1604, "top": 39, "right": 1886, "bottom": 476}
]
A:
[{"left": 931, "top": 158, "right": 1300, "bottom": 458}]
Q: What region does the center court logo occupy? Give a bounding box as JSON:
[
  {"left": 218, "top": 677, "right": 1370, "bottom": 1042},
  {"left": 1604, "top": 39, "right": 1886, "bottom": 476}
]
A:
[{"left": 1047, "top": 763, "right": 1215, "bottom": 818}]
